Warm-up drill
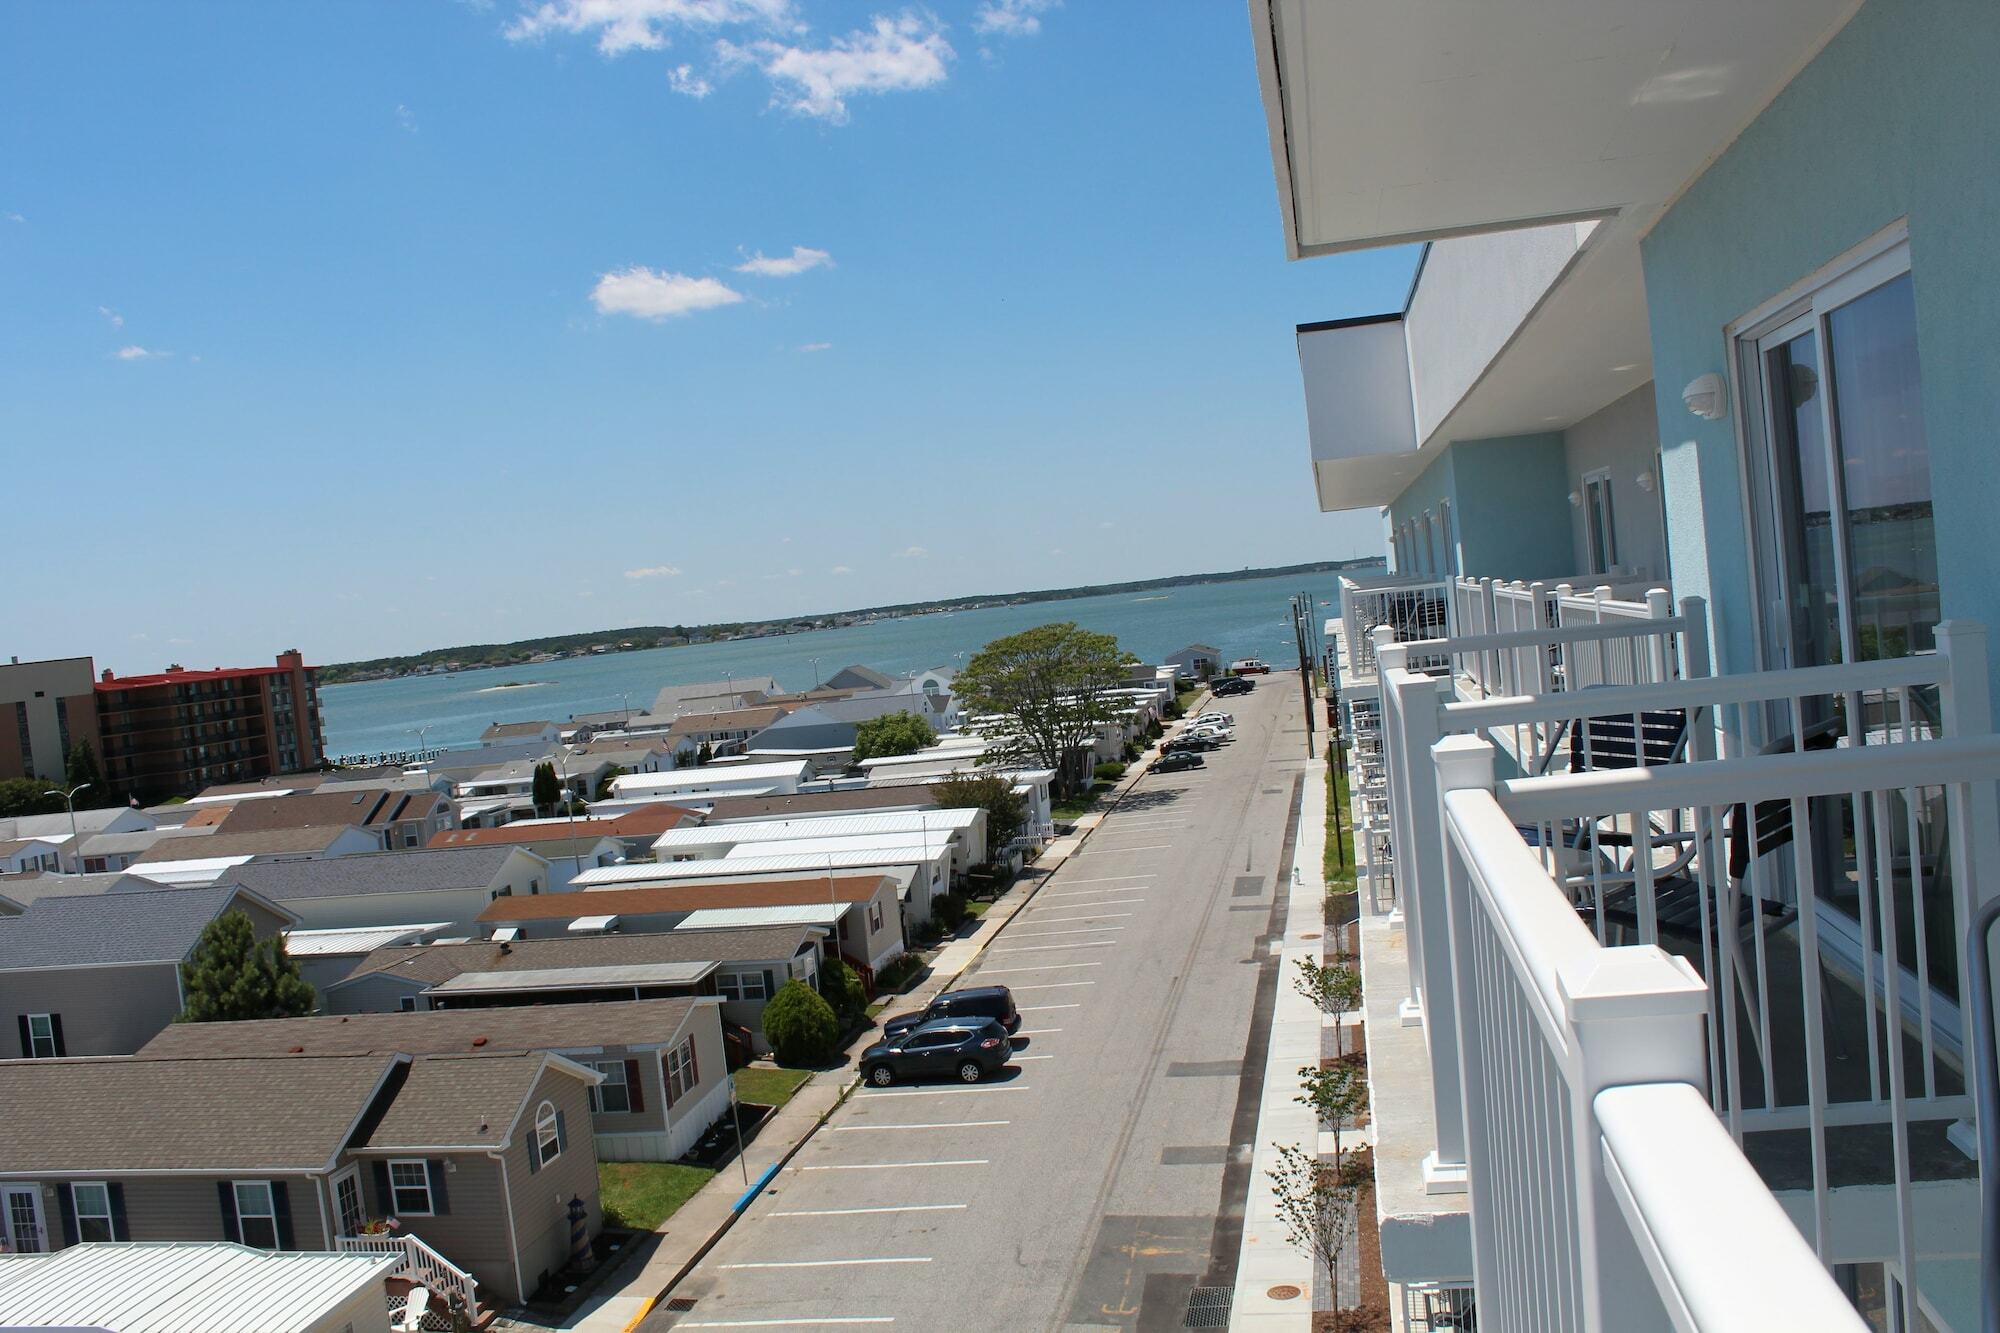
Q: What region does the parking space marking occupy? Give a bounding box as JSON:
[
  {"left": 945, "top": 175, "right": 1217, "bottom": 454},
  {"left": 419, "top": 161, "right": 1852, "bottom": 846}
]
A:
[
  {"left": 988, "top": 941, "right": 1116, "bottom": 954},
  {"left": 792, "top": 1152, "right": 988, "bottom": 1160},
  {"left": 719, "top": 1258, "right": 933, "bottom": 1269},
  {"left": 679, "top": 1320, "right": 896, "bottom": 1328},
  {"left": 1011, "top": 1054, "right": 1054, "bottom": 1061},
  {"left": 1049, "top": 876, "right": 1156, "bottom": 886},
  {"left": 1041, "top": 884, "right": 1150, "bottom": 895},
  {"left": 1089, "top": 843, "right": 1173, "bottom": 851},
  {"left": 852, "top": 1086, "right": 1031, "bottom": 1098},
  {"left": 1024, "top": 912, "right": 1134, "bottom": 924},
  {"left": 831, "top": 1121, "right": 1010, "bottom": 1132},
  {"left": 974, "top": 962, "right": 1101, "bottom": 975},
  {"left": 1030, "top": 896, "right": 1145, "bottom": 910},
  {"left": 1004, "top": 925, "right": 1125, "bottom": 939},
  {"left": 1015, "top": 1002, "right": 1081, "bottom": 1010},
  {"left": 1015, "top": 1027, "right": 1064, "bottom": 1034},
  {"left": 770, "top": 1204, "right": 967, "bottom": 1218}
]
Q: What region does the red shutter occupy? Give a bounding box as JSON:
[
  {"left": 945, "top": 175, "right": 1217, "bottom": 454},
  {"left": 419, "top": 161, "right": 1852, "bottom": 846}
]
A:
[
  {"left": 625, "top": 1058, "right": 644, "bottom": 1113},
  {"left": 687, "top": 1038, "right": 699, "bottom": 1089}
]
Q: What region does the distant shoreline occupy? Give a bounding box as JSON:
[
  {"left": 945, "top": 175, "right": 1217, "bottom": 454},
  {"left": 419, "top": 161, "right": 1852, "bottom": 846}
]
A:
[{"left": 319, "top": 558, "right": 1382, "bottom": 686}]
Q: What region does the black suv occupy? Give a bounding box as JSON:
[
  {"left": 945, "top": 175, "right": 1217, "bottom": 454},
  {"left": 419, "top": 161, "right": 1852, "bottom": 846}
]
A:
[
  {"left": 882, "top": 984, "right": 1020, "bottom": 1040},
  {"left": 1163, "top": 735, "right": 1219, "bottom": 753},
  {"left": 1212, "top": 677, "right": 1254, "bottom": 697},
  {"left": 862, "top": 1019, "right": 1013, "bottom": 1086}
]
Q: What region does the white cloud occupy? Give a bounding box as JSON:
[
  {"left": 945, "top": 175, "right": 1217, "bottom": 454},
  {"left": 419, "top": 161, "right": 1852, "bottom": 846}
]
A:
[
  {"left": 892, "top": 545, "right": 927, "bottom": 559},
  {"left": 623, "top": 564, "right": 683, "bottom": 579},
  {"left": 798, "top": 341, "right": 833, "bottom": 352},
  {"left": 668, "top": 63, "right": 713, "bottom": 96},
  {"left": 115, "top": 345, "right": 167, "bottom": 360},
  {"left": 974, "top": 0, "right": 1056, "bottom": 37},
  {"left": 98, "top": 305, "right": 124, "bottom": 329},
  {"left": 4, "top": 212, "right": 22, "bottom": 224},
  {"left": 787, "top": 567, "right": 802, "bottom": 577},
  {"left": 1048, "top": 547, "right": 1063, "bottom": 556},
  {"left": 734, "top": 244, "right": 831, "bottom": 277},
  {"left": 591, "top": 266, "right": 744, "bottom": 320},
  {"left": 396, "top": 103, "right": 419, "bottom": 133},
  {"left": 829, "top": 564, "right": 852, "bottom": 575},
  {"left": 505, "top": 0, "right": 796, "bottom": 55},
  {"left": 1098, "top": 520, "right": 1115, "bottom": 529},
  {"left": 718, "top": 12, "right": 952, "bottom": 123}
]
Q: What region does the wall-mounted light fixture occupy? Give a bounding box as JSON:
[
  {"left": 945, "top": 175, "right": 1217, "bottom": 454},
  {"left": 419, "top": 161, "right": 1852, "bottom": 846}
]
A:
[
  {"left": 1568, "top": 491, "right": 1583, "bottom": 508},
  {"left": 1635, "top": 471, "right": 1656, "bottom": 493},
  {"left": 1682, "top": 372, "right": 1729, "bottom": 420}
]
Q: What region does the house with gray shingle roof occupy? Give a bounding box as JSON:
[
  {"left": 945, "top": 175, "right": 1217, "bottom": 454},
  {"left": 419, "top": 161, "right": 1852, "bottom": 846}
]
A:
[
  {"left": 189, "top": 844, "right": 552, "bottom": 932},
  {"left": 0, "top": 884, "right": 296, "bottom": 1057},
  {"left": 0, "top": 1048, "right": 604, "bottom": 1311},
  {"left": 139, "top": 997, "right": 730, "bottom": 1163}
]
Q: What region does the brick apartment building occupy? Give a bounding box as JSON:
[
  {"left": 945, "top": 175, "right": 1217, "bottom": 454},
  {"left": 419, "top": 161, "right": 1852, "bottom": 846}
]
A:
[{"left": 1, "top": 651, "right": 326, "bottom": 799}]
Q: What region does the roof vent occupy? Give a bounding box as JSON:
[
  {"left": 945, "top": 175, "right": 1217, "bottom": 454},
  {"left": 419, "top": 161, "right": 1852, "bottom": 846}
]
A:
[
  {"left": 287, "top": 1044, "right": 305, "bottom": 1053},
  {"left": 472, "top": 1036, "right": 488, "bottom": 1047}
]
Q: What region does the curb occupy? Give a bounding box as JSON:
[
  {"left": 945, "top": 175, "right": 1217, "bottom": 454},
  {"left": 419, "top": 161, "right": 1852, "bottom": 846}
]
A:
[{"left": 626, "top": 691, "right": 1213, "bottom": 1324}]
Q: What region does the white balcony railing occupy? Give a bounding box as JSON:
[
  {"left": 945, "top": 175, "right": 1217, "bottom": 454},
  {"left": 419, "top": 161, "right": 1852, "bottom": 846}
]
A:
[
  {"left": 1340, "top": 571, "right": 1453, "bottom": 687},
  {"left": 338, "top": 1232, "right": 479, "bottom": 1327},
  {"left": 1365, "top": 611, "right": 2000, "bottom": 1331}
]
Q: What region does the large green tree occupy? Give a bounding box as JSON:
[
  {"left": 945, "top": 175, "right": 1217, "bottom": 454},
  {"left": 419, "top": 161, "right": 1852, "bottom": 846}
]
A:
[
  {"left": 177, "top": 909, "right": 316, "bottom": 1022},
  {"left": 531, "top": 760, "right": 561, "bottom": 815},
  {"left": 852, "top": 710, "right": 937, "bottom": 762},
  {"left": 955, "top": 622, "right": 1127, "bottom": 787},
  {"left": 62, "top": 741, "right": 104, "bottom": 800},
  {"left": 0, "top": 780, "right": 67, "bottom": 818},
  {"left": 929, "top": 773, "right": 1028, "bottom": 852}
]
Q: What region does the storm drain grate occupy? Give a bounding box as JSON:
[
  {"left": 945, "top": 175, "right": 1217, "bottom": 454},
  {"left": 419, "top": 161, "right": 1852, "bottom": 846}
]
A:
[
  {"left": 1184, "top": 1286, "right": 1235, "bottom": 1328},
  {"left": 663, "top": 1297, "right": 699, "bottom": 1312}
]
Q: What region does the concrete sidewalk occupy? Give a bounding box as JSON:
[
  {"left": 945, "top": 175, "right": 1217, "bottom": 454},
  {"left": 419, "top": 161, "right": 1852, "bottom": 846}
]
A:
[
  {"left": 531, "top": 712, "right": 1195, "bottom": 1332},
  {"left": 1230, "top": 745, "right": 1326, "bottom": 1328}
]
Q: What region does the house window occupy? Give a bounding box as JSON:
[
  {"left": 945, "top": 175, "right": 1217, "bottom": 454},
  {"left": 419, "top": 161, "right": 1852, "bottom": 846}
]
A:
[
  {"left": 591, "top": 1061, "right": 632, "bottom": 1114},
  {"left": 665, "top": 1037, "right": 699, "bottom": 1105},
  {"left": 70, "top": 1183, "right": 114, "bottom": 1243},
  {"left": 233, "top": 1181, "right": 280, "bottom": 1248},
  {"left": 1582, "top": 470, "right": 1619, "bottom": 575},
  {"left": 717, "top": 971, "right": 770, "bottom": 1003},
  {"left": 534, "top": 1102, "right": 562, "bottom": 1166},
  {"left": 334, "top": 1170, "right": 364, "bottom": 1237},
  {"left": 24, "top": 1015, "right": 59, "bottom": 1059},
  {"left": 867, "top": 902, "right": 883, "bottom": 933},
  {"left": 387, "top": 1160, "right": 435, "bottom": 1216}
]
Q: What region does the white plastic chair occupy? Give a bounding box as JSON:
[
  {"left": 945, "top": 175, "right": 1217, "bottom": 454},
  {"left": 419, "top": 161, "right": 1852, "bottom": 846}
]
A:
[{"left": 395, "top": 1284, "right": 432, "bottom": 1332}]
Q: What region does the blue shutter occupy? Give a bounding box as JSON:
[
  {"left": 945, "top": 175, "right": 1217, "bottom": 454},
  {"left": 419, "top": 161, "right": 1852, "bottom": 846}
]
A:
[
  {"left": 427, "top": 1161, "right": 451, "bottom": 1216},
  {"left": 14, "top": 1016, "right": 28, "bottom": 1059},
  {"left": 48, "top": 1014, "right": 64, "bottom": 1058},
  {"left": 270, "top": 1181, "right": 295, "bottom": 1249},
  {"left": 55, "top": 1185, "right": 77, "bottom": 1248},
  {"left": 527, "top": 1131, "right": 541, "bottom": 1174},
  {"left": 108, "top": 1184, "right": 129, "bottom": 1242},
  {"left": 216, "top": 1182, "right": 241, "bottom": 1243},
  {"left": 554, "top": 1110, "right": 568, "bottom": 1153}
]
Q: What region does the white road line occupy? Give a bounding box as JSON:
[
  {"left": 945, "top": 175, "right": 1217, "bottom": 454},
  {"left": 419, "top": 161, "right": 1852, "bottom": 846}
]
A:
[
  {"left": 770, "top": 1204, "right": 967, "bottom": 1218},
  {"left": 853, "top": 1087, "right": 1031, "bottom": 1098},
  {"left": 1015, "top": 1027, "right": 1064, "bottom": 1034},
  {"left": 1006, "top": 925, "right": 1126, "bottom": 939},
  {"left": 1008, "top": 982, "right": 1094, "bottom": 991},
  {"left": 792, "top": 1152, "right": 988, "bottom": 1160},
  {"left": 1089, "top": 843, "right": 1173, "bottom": 851},
  {"left": 1041, "top": 886, "right": 1151, "bottom": 897},
  {"left": 1031, "top": 896, "right": 1146, "bottom": 908},
  {"left": 676, "top": 1312, "right": 896, "bottom": 1320},
  {"left": 1048, "top": 876, "right": 1156, "bottom": 887},
  {"left": 720, "top": 1258, "right": 933, "bottom": 1269},
  {"left": 831, "top": 1121, "right": 1010, "bottom": 1131},
  {"left": 1025, "top": 912, "right": 1134, "bottom": 924},
  {"left": 975, "top": 962, "right": 1103, "bottom": 975},
  {"left": 1016, "top": 1002, "right": 1082, "bottom": 1010},
  {"left": 1011, "top": 1054, "right": 1054, "bottom": 1061},
  {"left": 992, "top": 932, "right": 1120, "bottom": 944}
]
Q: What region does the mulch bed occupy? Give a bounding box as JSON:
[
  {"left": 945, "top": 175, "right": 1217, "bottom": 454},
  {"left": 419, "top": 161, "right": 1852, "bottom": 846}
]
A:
[{"left": 1311, "top": 1147, "right": 1390, "bottom": 1332}]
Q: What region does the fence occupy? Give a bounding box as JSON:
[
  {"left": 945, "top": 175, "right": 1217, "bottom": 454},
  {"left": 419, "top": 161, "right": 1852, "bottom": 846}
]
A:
[
  {"left": 1340, "top": 573, "right": 1453, "bottom": 683},
  {"left": 338, "top": 1232, "right": 479, "bottom": 1326}
]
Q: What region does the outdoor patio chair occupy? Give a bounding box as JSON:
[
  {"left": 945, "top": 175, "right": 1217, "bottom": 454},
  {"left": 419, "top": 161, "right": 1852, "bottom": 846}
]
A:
[{"left": 394, "top": 1285, "right": 432, "bottom": 1333}]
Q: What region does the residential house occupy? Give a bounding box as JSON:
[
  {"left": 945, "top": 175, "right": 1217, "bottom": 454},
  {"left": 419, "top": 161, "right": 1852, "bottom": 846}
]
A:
[
  {"left": 647, "top": 677, "right": 780, "bottom": 719},
  {"left": 132, "top": 824, "right": 384, "bottom": 879},
  {"left": 0, "top": 838, "right": 65, "bottom": 877},
  {"left": 189, "top": 845, "right": 552, "bottom": 932},
  {"left": 480, "top": 720, "right": 560, "bottom": 746},
  {"left": 0, "top": 884, "right": 295, "bottom": 1057},
  {"left": 652, "top": 807, "right": 987, "bottom": 883},
  {"left": 1252, "top": 0, "right": 2000, "bottom": 1324},
  {"left": 281, "top": 923, "right": 454, "bottom": 994},
  {"left": 745, "top": 693, "right": 953, "bottom": 756},
  {"left": 702, "top": 787, "right": 947, "bottom": 824},
  {"left": 0, "top": 806, "right": 156, "bottom": 873},
  {"left": 0, "top": 1049, "right": 602, "bottom": 1310},
  {"left": 138, "top": 998, "right": 730, "bottom": 1163},
  {"left": 601, "top": 760, "right": 811, "bottom": 810},
  {"left": 821, "top": 664, "right": 896, "bottom": 691},
  {"left": 425, "top": 829, "right": 622, "bottom": 890},
  {"left": 77, "top": 823, "right": 217, "bottom": 873},
  {"left": 0, "top": 870, "right": 167, "bottom": 908},
  {"left": 663, "top": 705, "right": 795, "bottom": 761},
  {"left": 0, "top": 1242, "right": 402, "bottom": 1333},
  {"left": 322, "top": 928, "right": 822, "bottom": 1055},
  {"left": 203, "top": 787, "right": 457, "bottom": 851},
  {"left": 428, "top": 803, "right": 697, "bottom": 862},
  {"left": 1165, "top": 643, "right": 1221, "bottom": 681}
]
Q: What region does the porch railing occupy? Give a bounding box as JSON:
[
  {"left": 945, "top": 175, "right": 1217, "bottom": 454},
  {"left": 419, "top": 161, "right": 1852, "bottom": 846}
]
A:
[
  {"left": 338, "top": 1232, "right": 479, "bottom": 1323},
  {"left": 1340, "top": 572, "right": 1453, "bottom": 685}
]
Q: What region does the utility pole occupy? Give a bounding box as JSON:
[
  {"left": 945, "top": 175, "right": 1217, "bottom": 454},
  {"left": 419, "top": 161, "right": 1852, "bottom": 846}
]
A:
[{"left": 1290, "top": 596, "right": 1316, "bottom": 758}]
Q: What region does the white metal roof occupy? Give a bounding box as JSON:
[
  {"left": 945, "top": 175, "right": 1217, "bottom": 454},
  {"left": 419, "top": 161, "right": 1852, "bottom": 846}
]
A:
[
  {"left": 653, "top": 808, "right": 980, "bottom": 853},
  {"left": 723, "top": 831, "right": 956, "bottom": 859},
  {"left": 282, "top": 923, "right": 451, "bottom": 957},
  {"left": 183, "top": 789, "right": 297, "bottom": 806},
  {"left": 566, "top": 914, "right": 619, "bottom": 932},
  {"left": 130, "top": 854, "right": 257, "bottom": 886},
  {"left": 0, "top": 1241, "right": 397, "bottom": 1333},
  {"left": 675, "top": 903, "right": 849, "bottom": 929},
  {"left": 612, "top": 760, "right": 810, "bottom": 795},
  {"left": 429, "top": 960, "right": 715, "bottom": 993},
  {"left": 574, "top": 846, "right": 947, "bottom": 889}
]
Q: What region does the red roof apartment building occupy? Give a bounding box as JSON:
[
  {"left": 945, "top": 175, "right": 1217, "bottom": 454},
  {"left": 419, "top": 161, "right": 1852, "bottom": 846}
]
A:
[{"left": 2, "top": 651, "right": 327, "bottom": 799}]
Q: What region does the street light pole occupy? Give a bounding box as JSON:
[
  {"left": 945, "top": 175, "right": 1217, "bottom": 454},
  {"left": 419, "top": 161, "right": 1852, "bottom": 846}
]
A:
[{"left": 42, "top": 783, "right": 91, "bottom": 874}]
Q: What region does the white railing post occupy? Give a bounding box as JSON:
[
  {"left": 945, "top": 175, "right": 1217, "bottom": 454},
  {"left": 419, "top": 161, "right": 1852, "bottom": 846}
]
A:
[
  {"left": 1434, "top": 735, "right": 1502, "bottom": 1204},
  {"left": 1644, "top": 587, "right": 1672, "bottom": 683},
  {"left": 1380, "top": 664, "right": 1464, "bottom": 1190},
  {"left": 1560, "top": 947, "right": 1711, "bottom": 1333},
  {"left": 1378, "top": 638, "right": 1421, "bottom": 1011}
]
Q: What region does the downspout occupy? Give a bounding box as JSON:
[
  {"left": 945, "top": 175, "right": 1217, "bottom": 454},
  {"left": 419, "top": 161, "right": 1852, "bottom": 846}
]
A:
[
  {"left": 489, "top": 1149, "right": 524, "bottom": 1306},
  {"left": 313, "top": 1173, "right": 332, "bottom": 1247}
]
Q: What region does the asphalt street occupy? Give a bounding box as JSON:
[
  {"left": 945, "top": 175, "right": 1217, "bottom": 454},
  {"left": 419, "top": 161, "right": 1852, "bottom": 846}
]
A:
[{"left": 653, "top": 676, "right": 1313, "bottom": 1332}]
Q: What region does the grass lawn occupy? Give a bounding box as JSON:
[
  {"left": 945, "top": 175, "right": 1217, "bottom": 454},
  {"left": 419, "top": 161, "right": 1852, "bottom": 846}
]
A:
[
  {"left": 1051, "top": 789, "right": 1103, "bottom": 821},
  {"left": 964, "top": 899, "right": 993, "bottom": 918},
  {"left": 1325, "top": 750, "right": 1357, "bottom": 894},
  {"left": 733, "top": 1065, "right": 813, "bottom": 1110},
  {"left": 598, "top": 1162, "right": 715, "bottom": 1232}
]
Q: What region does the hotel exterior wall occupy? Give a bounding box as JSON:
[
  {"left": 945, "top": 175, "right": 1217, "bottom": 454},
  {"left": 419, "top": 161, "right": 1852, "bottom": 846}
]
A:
[
  {"left": 1561, "top": 383, "right": 1665, "bottom": 581},
  {"left": 1640, "top": 0, "right": 2000, "bottom": 693},
  {"left": 1388, "top": 435, "right": 1572, "bottom": 580}
]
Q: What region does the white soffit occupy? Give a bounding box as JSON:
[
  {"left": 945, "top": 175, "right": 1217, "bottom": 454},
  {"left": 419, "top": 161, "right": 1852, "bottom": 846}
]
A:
[{"left": 1255, "top": 0, "right": 1864, "bottom": 257}]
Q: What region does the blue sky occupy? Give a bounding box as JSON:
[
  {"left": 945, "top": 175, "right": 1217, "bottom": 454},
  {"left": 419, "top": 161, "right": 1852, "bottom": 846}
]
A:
[{"left": 0, "top": 1, "right": 1415, "bottom": 670}]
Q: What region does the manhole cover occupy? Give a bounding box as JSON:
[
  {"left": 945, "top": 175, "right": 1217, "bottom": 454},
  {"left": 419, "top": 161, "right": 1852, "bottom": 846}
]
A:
[
  {"left": 1267, "top": 1285, "right": 1303, "bottom": 1300},
  {"left": 1183, "top": 1286, "right": 1234, "bottom": 1328},
  {"left": 663, "top": 1297, "right": 698, "bottom": 1312}
]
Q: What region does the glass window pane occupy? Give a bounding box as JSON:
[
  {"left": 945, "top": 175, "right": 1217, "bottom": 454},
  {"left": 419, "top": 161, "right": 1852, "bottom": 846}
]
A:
[
  {"left": 1765, "top": 331, "right": 1844, "bottom": 667},
  {"left": 1826, "top": 272, "right": 1936, "bottom": 660}
]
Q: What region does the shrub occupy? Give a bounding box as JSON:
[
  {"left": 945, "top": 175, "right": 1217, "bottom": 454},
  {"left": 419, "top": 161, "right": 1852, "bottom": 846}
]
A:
[
  {"left": 1094, "top": 761, "right": 1128, "bottom": 785},
  {"left": 875, "top": 953, "right": 924, "bottom": 992},
  {"left": 762, "top": 980, "right": 839, "bottom": 1066},
  {"left": 817, "top": 958, "right": 868, "bottom": 1029},
  {"left": 931, "top": 892, "right": 969, "bottom": 933}
]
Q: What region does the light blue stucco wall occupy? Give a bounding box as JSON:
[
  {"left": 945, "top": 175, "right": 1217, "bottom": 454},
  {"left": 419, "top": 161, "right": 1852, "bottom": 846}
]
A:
[
  {"left": 1640, "top": 0, "right": 2000, "bottom": 688},
  {"left": 1388, "top": 435, "right": 1571, "bottom": 580}
]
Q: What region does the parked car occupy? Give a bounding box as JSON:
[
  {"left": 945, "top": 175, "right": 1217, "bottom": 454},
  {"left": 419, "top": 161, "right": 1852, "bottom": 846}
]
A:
[
  {"left": 1229, "top": 659, "right": 1272, "bottom": 675},
  {"left": 1213, "top": 677, "right": 1254, "bottom": 697},
  {"left": 1153, "top": 751, "right": 1206, "bottom": 773},
  {"left": 1194, "top": 711, "right": 1235, "bottom": 726},
  {"left": 1163, "top": 735, "right": 1219, "bottom": 753},
  {"left": 882, "top": 984, "right": 1021, "bottom": 1040},
  {"left": 862, "top": 1018, "right": 1013, "bottom": 1086}
]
